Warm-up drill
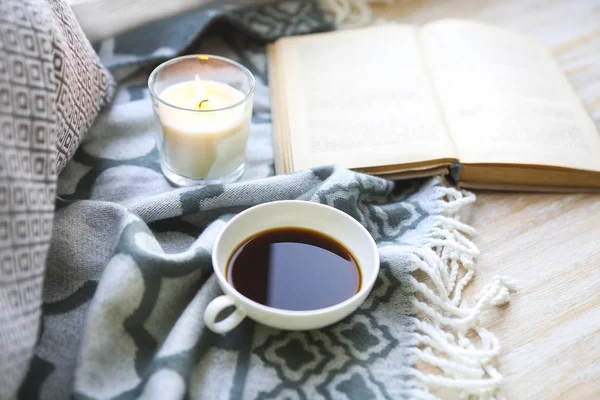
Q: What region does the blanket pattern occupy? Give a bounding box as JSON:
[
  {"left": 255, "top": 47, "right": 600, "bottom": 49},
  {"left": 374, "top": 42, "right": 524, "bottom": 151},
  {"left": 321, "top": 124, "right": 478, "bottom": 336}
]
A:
[{"left": 20, "top": 2, "right": 511, "bottom": 399}]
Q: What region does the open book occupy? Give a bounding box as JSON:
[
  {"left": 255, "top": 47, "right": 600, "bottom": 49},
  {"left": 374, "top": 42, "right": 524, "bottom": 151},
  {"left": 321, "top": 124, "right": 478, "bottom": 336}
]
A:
[{"left": 267, "top": 20, "right": 600, "bottom": 191}]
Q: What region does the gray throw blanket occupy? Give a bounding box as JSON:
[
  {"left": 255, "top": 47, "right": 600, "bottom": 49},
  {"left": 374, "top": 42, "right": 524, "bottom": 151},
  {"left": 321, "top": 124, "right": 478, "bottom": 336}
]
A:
[{"left": 20, "top": 2, "right": 513, "bottom": 399}]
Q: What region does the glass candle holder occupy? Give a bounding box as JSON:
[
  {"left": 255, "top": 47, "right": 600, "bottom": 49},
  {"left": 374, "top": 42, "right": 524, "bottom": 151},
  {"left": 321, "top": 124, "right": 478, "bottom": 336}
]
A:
[{"left": 148, "top": 55, "right": 255, "bottom": 186}]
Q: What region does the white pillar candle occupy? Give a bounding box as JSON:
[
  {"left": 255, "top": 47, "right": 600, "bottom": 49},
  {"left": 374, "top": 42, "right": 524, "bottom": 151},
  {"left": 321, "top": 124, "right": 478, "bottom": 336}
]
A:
[{"left": 157, "top": 78, "right": 251, "bottom": 179}]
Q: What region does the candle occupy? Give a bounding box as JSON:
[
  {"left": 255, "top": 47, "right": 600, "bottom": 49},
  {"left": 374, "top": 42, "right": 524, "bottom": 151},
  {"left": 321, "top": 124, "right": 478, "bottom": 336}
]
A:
[
  {"left": 149, "top": 55, "right": 255, "bottom": 186},
  {"left": 158, "top": 78, "right": 250, "bottom": 179}
]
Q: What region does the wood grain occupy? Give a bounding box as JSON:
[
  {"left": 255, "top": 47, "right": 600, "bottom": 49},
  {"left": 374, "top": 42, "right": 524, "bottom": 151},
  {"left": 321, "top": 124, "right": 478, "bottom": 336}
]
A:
[{"left": 374, "top": 1, "right": 600, "bottom": 398}]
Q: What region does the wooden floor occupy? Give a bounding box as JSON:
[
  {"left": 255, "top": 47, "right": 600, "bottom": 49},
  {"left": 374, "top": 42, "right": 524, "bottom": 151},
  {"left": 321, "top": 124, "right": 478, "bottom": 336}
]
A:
[{"left": 374, "top": 1, "right": 600, "bottom": 399}]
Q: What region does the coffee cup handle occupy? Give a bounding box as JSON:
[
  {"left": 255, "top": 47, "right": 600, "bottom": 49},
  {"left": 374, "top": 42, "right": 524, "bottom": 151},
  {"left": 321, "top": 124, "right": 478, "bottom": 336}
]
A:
[{"left": 204, "top": 295, "right": 246, "bottom": 334}]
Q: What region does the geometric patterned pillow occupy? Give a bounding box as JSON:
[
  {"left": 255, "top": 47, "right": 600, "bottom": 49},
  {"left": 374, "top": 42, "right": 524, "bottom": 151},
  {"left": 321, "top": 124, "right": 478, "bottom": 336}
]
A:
[
  {"left": 48, "top": 0, "right": 116, "bottom": 171},
  {"left": 0, "top": 0, "right": 113, "bottom": 397}
]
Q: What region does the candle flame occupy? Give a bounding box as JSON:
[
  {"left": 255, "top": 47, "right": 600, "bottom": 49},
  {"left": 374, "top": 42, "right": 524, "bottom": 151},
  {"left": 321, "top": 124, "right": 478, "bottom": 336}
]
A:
[{"left": 195, "top": 75, "right": 209, "bottom": 110}]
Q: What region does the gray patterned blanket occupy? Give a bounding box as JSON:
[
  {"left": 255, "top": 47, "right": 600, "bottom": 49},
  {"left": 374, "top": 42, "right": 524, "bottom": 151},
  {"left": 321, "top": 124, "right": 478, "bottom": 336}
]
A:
[{"left": 20, "top": 2, "right": 513, "bottom": 399}]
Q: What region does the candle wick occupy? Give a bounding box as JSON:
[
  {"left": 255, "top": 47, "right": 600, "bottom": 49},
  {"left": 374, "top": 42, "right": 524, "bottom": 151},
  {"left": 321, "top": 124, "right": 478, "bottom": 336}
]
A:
[{"left": 198, "top": 99, "right": 209, "bottom": 109}]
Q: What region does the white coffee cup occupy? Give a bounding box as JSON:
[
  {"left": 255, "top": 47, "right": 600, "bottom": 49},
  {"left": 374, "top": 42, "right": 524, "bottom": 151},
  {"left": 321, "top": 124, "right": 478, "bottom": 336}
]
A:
[{"left": 204, "top": 200, "right": 379, "bottom": 334}]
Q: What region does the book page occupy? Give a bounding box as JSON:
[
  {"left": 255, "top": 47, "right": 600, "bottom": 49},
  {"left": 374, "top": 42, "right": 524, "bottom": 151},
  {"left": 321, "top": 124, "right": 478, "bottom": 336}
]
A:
[
  {"left": 420, "top": 19, "right": 600, "bottom": 172},
  {"left": 273, "top": 25, "right": 458, "bottom": 172}
]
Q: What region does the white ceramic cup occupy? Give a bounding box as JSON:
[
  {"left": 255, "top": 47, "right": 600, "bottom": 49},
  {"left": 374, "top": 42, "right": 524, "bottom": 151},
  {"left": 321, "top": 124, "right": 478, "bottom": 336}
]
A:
[{"left": 204, "top": 200, "right": 379, "bottom": 334}]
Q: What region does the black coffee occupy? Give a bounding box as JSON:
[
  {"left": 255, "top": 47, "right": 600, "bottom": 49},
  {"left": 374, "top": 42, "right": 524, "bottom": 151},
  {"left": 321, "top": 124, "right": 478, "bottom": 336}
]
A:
[{"left": 227, "top": 227, "right": 361, "bottom": 311}]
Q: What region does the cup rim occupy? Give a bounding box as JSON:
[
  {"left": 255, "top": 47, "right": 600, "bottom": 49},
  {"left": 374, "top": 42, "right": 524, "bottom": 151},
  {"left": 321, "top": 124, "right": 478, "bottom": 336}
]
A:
[
  {"left": 147, "top": 54, "right": 256, "bottom": 113},
  {"left": 212, "top": 200, "right": 380, "bottom": 317}
]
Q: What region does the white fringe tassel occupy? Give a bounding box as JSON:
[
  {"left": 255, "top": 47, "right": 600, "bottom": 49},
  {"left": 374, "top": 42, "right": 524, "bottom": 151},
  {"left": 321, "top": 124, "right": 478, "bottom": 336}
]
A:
[
  {"left": 318, "top": 0, "right": 398, "bottom": 27},
  {"left": 406, "top": 186, "right": 516, "bottom": 400}
]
